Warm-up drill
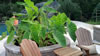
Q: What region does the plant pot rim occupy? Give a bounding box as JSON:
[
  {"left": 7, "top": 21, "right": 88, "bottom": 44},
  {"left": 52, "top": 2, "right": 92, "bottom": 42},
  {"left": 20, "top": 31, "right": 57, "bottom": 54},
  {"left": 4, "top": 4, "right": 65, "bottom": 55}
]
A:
[
  {"left": 4, "top": 42, "right": 21, "bottom": 54},
  {"left": 4, "top": 42, "right": 61, "bottom": 54}
]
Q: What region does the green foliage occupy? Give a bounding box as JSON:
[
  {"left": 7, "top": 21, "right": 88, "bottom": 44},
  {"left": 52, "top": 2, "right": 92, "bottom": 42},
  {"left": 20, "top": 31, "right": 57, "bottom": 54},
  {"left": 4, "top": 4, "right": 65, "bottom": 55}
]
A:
[
  {"left": 52, "top": 30, "right": 66, "bottom": 47},
  {"left": 57, "top": 0, "right": 81, "bottom": 20},
  {"left": 49, "top": 13, "right": 68, "bottom": 46},
  {"left": 1, "top": 0, "right": 77, "bottom": 47},
  {"left": 56, "top": 0, "right": 100, "bottom": 21},
  {"left": 0, "top": 3, "right": 23, "bottom": 22},
  {"left": 0, "top": 32, "right": 7, "bottom": 40},
  {"left": 67, "top": 22, "right": 77, "bottom": 41},
  {"left": 92, "top": 3, "right": 100, "bottom": 22},
  {"left": 7, "top": 31, "right": 15, "bottom": 43},
  {"left": 72, "top": 0, "right": 100, "bottom": 21},
  {"left": 87, "top": 20, "right": 100, "bottom": 25}
]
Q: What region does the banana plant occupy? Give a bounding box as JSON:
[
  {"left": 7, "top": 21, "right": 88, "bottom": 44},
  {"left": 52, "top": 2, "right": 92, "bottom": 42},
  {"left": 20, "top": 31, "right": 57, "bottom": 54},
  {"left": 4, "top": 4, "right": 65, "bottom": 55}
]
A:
[{"left": 1, "top": 0, "right": 77, "bottom": 47}]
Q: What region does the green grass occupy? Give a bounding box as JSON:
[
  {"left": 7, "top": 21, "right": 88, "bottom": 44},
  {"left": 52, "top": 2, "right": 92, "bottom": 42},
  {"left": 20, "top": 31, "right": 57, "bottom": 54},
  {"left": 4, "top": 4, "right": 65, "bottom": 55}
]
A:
[{"left": 87, "top": 20, "right": 100, "bottom": 25}]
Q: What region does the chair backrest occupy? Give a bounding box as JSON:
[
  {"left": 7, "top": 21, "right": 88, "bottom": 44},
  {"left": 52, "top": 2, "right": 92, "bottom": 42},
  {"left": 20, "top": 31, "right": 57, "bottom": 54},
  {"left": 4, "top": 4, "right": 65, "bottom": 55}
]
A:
[
  {"left": 20, "top": 39, "right": 41, "bottom": 56},
  {"left": 75, "top": 28, "right": 93, "bottom": 46}
]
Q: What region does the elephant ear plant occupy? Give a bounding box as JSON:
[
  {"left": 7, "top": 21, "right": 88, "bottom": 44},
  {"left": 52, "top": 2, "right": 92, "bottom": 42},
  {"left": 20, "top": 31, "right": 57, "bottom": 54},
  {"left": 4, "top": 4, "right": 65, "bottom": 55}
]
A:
[{"left": 0, "top": 0, "right": 77, "bottom": 47}]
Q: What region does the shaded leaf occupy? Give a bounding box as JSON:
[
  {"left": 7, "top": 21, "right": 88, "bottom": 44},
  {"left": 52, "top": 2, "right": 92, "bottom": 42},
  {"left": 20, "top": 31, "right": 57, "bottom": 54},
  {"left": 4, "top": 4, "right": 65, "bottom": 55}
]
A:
[
  {"left": 67, "top": 22, "right": 77, "bottom": 41},
  {"left": 48, "top": 34, "right": 56, "bottom": 44}
]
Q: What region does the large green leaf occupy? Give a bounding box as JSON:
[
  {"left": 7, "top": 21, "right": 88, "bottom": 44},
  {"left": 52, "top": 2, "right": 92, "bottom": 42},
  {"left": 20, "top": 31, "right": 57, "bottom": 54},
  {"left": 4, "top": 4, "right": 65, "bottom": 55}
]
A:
[
  {"left": 30, "top": 22, "right": 41, "bottom": 44},
  {"left": 52, "top": 30, "right": 66, "bottom": 47},
  {"left": 16, "top": 2, "right": 26, "bottom": 6},
  {"left": 18, "top": 22, "right": 30, "bottom": 31},
  {"left": 44, "top": 0, "right": 53, "bottom": 6},
  {"left": 22, "top": 20, "right": 34, "bottom": 24},
  {"left": 23, "top": 31, "right": 30, "bottom": 39},
  {"left": 67, "top": 22, "right": 77, "bottom": 41},
  {"left": 43, "top": 6, "right": 57, "bottom": 13},
  {"left": 25, "top": 6, "right": 35, "bottom": 18},
  {"left": 24, "top": 0, "right": 34, "bottom": 7},
  {"left": 7, "top": 31, "right": 15, "bottom": 44},
  {"left": 13, "top": 13, "right": 26, "bottom": 17},
  {"left": 5, "top": 21, "right": 11, "bottom": 32},
  {"left": 40, "top": 11, "right": 48, "bottom": 27},
  {"left": 50, "top": 13, "right": 67, "bottom": 26},
  {"left": 66, "top": 17, "right": 71, "bottom": 24},
  {"left": 5, "top": 18, "right": 14, "bottom": 33},
  {"left": 49, "top": 13, "right": 67, "bottom": 33},
  {"left": 24, "top": 0, "right": 38, "bottom": 19},
  {"left": 40, "top": 28, "right": 46, "bottom": 40}
]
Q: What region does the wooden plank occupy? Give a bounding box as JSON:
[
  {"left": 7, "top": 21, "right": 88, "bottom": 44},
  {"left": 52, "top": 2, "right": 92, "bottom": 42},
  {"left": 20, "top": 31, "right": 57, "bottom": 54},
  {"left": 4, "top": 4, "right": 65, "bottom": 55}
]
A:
[
  {"left": 20, "top": 39, "right": 41, "bottom": 56},
  {"left": 54, "top": 47, "right": 82, "bottom": 56},
  {"left": 75, "top": 28, "right": 93, "bottom": 45}
]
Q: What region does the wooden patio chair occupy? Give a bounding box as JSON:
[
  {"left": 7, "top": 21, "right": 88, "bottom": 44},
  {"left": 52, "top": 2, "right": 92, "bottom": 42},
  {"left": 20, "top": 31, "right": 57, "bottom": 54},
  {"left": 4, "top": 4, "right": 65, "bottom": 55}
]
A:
[
  {"left": 75, "top": 28, "right": 100, "bottom": 56},
  {"left": 20, "top": 39, "right": 41, "bottom": 56}
]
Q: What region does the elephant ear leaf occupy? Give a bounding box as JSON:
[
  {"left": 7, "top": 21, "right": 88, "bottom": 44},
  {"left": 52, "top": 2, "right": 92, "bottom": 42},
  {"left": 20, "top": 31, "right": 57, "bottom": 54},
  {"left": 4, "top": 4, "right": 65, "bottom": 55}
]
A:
[
  {"left": 23, "top": 31, "right": 30, "bottom": 39},
  {"left": 67, "top": 22, "right": 77, "bottom": 42},
  {"left": 7, "top": 31, "right": 15, "bottom": 44},
  {"left": 52, "top": 30, "right": 66, "bottom": 47}
]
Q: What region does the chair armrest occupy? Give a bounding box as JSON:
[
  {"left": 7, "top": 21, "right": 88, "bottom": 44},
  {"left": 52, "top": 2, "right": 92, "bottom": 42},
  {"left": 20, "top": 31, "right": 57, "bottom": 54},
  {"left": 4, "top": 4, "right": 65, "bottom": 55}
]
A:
[
  {"left": 76, "top": 45, "right": 90, "bottom": 56},
  {"left": 76, "top": 45, "right": 89, "bottom": 51},
  {"left": 93, "top": 42, "right": 100, "bottom": 45}
]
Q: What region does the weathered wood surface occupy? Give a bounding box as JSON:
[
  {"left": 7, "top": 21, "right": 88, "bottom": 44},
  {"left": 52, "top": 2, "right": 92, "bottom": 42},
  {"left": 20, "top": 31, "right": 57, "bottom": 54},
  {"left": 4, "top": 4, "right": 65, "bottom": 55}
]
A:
[
  {"left": 75, "top": 28, "right": 93, "bottom": 46},
  {"left": 20, "top": 39, "right": 41, "bottom": 56},
  {"left": 54, "top": 47, "right": 83, "bottom": 56}
]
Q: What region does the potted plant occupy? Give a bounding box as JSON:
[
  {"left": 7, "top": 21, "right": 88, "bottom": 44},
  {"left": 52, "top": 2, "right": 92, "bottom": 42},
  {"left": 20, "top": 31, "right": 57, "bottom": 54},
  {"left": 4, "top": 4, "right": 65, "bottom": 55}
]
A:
[{"left": 0, "top": 0, "right": 77, "bottom": 56}]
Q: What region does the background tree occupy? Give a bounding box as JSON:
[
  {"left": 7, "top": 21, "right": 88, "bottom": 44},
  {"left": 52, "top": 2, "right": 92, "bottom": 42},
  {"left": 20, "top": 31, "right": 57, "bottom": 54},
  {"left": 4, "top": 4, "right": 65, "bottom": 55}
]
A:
[
  {"left": 72, "top": 0, "right": 100, "bottom": 21},
  {"left": 57, "top": 0, "right": 82, "bottom": 21}
]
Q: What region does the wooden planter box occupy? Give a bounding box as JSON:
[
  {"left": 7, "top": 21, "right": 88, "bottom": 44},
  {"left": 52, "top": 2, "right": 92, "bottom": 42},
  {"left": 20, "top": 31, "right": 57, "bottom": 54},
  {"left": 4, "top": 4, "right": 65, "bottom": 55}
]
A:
[{"left": 4, "top": 42, "right": 61, "bottom": 56}]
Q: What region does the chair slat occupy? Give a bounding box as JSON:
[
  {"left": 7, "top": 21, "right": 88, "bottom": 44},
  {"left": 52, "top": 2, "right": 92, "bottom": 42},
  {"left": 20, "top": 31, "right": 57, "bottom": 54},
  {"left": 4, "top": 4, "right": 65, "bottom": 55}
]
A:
[
  {"left": 75, "top": 28, "right": 93, "bottom": 46},
  {"left": 20, "top": 39, "right": 41, "bottom": 56}
]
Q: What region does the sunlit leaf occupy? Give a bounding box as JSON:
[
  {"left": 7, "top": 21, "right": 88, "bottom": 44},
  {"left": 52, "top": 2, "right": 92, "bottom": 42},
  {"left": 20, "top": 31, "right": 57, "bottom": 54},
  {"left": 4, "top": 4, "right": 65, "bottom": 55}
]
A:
[
  {"left": 7, "top": 31, "right": 15, "bottom": 44},
  {"left": 16, "top": 2, "right": 26, "bottom": 6},
  {"left": 30, "top": 22, "right": 41, "bottom": 44},
  {"left": 13, "top": 13, "right": 26, "bottom": 17},
  {"left": 44, "top": 0, "right": 53, "bottom": 6},
  {"left": 52, "top": 30, "right": 66, "bottom": 47},
  {"left": 40, "top": 28, "right": 46, "bottom": 40},
  {"left": 43, "top": 6, "right": 57, "bottom": 13},
  {"left": 23, "top": 31, "right": 30, "bottom": 39}
]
